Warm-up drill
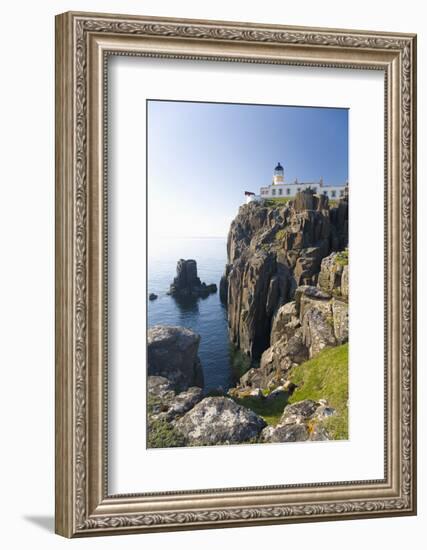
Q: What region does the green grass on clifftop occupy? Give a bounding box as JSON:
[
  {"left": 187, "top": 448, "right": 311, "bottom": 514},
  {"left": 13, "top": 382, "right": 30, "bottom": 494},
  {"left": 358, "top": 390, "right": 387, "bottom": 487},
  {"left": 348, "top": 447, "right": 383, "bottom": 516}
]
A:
[
  {"left": 263, "top": 197, "right": 292, "bottom": 207},
  {"left": 288, "top": 343, "right": 349, "bottom": 440}
]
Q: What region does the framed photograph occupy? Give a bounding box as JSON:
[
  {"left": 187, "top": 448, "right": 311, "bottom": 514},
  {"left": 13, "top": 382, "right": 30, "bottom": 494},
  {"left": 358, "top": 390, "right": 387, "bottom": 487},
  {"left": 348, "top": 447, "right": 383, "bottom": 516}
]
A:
[{"left": 55, "top": 11, "right": 417, "bottom": 537}]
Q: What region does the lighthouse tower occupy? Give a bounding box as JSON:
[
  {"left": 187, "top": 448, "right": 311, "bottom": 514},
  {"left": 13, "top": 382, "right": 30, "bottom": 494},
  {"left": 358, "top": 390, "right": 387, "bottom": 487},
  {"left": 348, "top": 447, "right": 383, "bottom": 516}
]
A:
[{"left": 273, "top": 162, "right": 284, "bottom": 184}]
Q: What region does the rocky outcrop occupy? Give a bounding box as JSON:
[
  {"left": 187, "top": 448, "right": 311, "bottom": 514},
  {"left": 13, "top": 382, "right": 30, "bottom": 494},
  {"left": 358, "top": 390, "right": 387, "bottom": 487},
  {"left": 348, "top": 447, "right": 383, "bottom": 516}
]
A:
[
  {"left": 147, "top": 325, "right": 204, "bottom": 391},
  {"left": 221, "top": 190, "right": 348, "bottom": 359},
  {"left": 147, "top": 376, "right": 203, "bottom": 422},
  {"left": 175, "top": 397, "right": 266, "bottom": 445},
  {"left": 317, "top": 251, "right": 349, "bottom": 296},
  {"left": 235, "top": 277, "right": 349, "bottom": 391},
  {"left": 169, "top": 259, "right": 217, "bottom": 298},
  {"left": 261, "top": 399, "right": 335, "bottom": 443}
]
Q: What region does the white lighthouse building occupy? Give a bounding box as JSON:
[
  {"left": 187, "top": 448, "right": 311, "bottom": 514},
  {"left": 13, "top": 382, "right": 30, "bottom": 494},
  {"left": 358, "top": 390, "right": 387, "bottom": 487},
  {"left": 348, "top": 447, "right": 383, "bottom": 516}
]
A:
[{"left": 245, "top": 162, "right": 348, "bottom": 204}]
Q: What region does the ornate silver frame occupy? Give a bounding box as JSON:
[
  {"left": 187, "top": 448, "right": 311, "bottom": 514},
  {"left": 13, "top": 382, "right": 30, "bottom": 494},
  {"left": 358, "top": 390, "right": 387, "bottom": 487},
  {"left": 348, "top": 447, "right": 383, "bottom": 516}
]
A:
[{"left": 55, "top": 11, "right": 417, "bottom": 537}]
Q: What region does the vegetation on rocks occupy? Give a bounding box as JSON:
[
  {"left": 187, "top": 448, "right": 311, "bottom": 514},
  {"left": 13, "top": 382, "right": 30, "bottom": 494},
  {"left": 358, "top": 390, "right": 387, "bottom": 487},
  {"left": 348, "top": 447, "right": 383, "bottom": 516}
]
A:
[
  {"left": 147, "top": 418, "right": 186, "bottom": 448},
  {"left": 288, "top": 343, "right": 349, "bottom": 439},
  {"left": 147, "top": 191, "right": 349, "bottom": 447},
  {"left": 335, "top": 247, "right": 349, "bottom": 266},
  {"left": 263, "top": 197, "right": 292, "bottom": 207},
  {"left": 231, "top": 392, "right": 289, "bottom": 426}
]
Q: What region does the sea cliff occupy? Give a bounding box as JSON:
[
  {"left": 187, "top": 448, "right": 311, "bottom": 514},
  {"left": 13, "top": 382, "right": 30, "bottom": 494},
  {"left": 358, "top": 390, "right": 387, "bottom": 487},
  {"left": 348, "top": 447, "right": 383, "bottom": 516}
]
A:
[{"left": 147, "top": 190, "right": 349, "bottom": 446}]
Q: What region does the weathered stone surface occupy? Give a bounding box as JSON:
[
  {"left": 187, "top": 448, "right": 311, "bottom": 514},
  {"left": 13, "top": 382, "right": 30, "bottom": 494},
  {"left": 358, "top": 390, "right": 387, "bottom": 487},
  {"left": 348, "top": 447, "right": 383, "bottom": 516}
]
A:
[
  {"left": 262, "top": 423, "right": 309, "bottom": 443},
  {"left": 332, "top": 299, "right": 349, "bottom": 344},
  {"left": 161, "top": 387, "right": 204, "bottom": 422},
  {"left": 309, "top": 424, "right": 331, "bottom": 441},
  {"left": 261, "top": 330, "right": 308, "bottom": 377},
  {"left": 317, "top": 253, "right": 344, "bottom": 293},
  {"left": 175, "top": 397, "right": 266, "bottom": 445},
  {"left": 220, "top": 191, "right": 348, "bottom": 361},
  {"left": 237, "top": 328, "right": 308, "bottom": 391},
  {"left": 302, "top": 306, "right": 336, "bottom": 357},
  {"left": 147, "top": 376, "right": 203, "bottom": 422},
  {"left": 341, "top": 265, "right": 349, "bottom": 298},
  {"left": 147, "top": 375, "right": 175, "bottom": 401},
  {"left": 313, "top": 404, "right": 336, "bottom": 421},
  {"left": 280, "top": 399, "right": 320, "bottom": 425},
  {"left": 294, "top": 247, "right": 324, "bottom": 286},
  {"left": 270, "top": 301, "right": 299, "bottom": 345},
  {"left": 261, "top": 398, "right": 334, "bottom": 443},
  {"left": 147, "top": 325, "right": 204, "bottom": 391},
  {"left": 169, "top": 259, "right": 217, "bottom": 298},
  {"left": 227, "top": 249, "right": 277, "bottom": 357},
  {"left": 295, "top": 285, "right": 331, "bottom": 317}
]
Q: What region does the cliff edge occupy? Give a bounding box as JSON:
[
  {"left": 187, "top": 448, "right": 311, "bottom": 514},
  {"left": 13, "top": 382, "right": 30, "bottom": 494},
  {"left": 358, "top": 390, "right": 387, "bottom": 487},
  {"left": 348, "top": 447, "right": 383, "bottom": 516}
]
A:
[{"left": 220, "top": 189, "right": 348, "bottom": 359}]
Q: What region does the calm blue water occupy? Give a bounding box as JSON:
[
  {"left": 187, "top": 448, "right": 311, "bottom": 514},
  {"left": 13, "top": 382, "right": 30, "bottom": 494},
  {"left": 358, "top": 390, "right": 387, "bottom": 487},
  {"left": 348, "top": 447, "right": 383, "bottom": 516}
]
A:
[{"left": 148, "top": 237, "right": 233, "bottom": 392}]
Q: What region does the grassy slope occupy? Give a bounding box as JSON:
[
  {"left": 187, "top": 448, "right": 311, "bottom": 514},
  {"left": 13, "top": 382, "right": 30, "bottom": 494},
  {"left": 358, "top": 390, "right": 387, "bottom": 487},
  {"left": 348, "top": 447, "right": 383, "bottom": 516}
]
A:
[
  {"left": 288, "top": 343, "right": 349, "bottom": 439},
  {"left": 232, "top": 393, "right": 289, "bottom": 426},
  {"left": 233, "top": 344, "right": 348, "bottom": 438}
]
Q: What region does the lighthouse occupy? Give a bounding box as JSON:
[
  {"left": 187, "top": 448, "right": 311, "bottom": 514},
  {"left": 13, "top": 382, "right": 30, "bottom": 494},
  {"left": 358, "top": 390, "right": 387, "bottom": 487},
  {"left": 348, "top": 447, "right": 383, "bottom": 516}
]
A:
[{"left": 273, "top": 162, "right": 284, "bottom": 184}]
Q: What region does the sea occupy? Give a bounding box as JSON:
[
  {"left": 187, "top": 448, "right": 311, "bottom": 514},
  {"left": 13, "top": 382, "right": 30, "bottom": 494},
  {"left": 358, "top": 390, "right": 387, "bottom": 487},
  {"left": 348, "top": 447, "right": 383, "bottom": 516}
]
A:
[{"left": 147, "top": 237, "right": 233, "bottom": 393}]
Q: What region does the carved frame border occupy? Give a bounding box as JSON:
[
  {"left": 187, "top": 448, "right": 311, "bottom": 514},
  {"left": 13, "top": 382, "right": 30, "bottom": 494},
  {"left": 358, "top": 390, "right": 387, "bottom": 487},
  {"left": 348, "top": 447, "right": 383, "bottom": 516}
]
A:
[{"left": 55, "top": 11, "right": 417, "bottom": 538}]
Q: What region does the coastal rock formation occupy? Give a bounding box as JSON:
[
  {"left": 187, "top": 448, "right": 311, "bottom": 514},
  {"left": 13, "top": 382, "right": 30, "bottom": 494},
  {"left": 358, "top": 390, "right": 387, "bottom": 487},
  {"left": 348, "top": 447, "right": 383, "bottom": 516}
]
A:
[
  {"left": 261, "top": 399, "right": 335, "bottom": 443},
  {"left": 317, "top": 251, "right": 349, "bottom": 296},
  {"left": 169, "top": 259, "right": 217, "bottom": 298},
  {"left": 175, "top": 396, "right": 266, "bottom": 445},
  {"left": 235, "top": 275, "right": 349, "bottom": 391},
  {"left": 147, "top": 376, "right": 203, "bottom": 422},
  {"left": 147, "top": 325, "right": 204, "bottom": 391},
  {"left": 220, "top": 189, "right": 348, "bottom": 359}
]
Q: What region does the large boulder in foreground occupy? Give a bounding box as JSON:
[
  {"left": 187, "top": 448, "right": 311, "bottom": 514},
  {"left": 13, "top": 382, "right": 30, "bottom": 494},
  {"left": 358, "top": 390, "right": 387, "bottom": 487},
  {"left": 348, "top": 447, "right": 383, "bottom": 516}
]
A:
[
  {"left": 147, "top": 325, "right": 204, "bottom": 391},
  {"left": 175, "top": 397, "right": 266, "bottom": 445}
]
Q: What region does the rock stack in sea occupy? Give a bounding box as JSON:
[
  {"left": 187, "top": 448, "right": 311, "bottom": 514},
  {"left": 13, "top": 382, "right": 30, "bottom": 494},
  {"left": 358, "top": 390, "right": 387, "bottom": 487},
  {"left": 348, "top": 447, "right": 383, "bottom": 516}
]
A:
[{"left": 169, "top": 259, "right": 217, "bottom": 298}]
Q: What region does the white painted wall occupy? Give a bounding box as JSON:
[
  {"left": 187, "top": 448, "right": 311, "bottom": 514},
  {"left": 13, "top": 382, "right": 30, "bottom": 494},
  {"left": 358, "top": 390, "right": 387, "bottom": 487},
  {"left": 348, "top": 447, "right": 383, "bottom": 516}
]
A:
[
  {"left": 0, "top": 1, "right": 424, "bottom": 548},
  {"left": 261, "top": 183, "right": 346, "bottom": 198}
]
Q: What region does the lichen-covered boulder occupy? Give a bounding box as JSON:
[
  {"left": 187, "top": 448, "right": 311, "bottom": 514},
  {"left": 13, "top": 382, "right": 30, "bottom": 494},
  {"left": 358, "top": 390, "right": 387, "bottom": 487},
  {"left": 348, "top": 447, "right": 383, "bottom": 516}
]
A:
[
  {"left": 147, "top": 375, "right": 175, "bottom": 401},
  {"left": 147, "top": 325, "right": 204, "bottom": 391},
  {"left": 147, "top": 376, "right": 203, "bottom": 422},
  {"left": 175, "top": 397, "right": 266, "bottom": 445},
  {"left": 262, "top": 423, "right": 309, "bottom": 443},
  {"left": 261, "top": 399, "right": 335, "bottom": 443},
  {"left": 280, "top": 399, "right": 320, "bottom": 425}
]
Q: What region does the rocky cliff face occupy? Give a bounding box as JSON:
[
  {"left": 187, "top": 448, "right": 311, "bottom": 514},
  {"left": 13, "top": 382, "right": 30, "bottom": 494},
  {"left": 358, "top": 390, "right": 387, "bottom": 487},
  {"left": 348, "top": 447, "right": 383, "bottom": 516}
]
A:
[
  {"left": 147, "top": 325, "right": 204, "bottom": 391},
  {"left": 221, "top": 190, "right": 348, "bottom": 359}
]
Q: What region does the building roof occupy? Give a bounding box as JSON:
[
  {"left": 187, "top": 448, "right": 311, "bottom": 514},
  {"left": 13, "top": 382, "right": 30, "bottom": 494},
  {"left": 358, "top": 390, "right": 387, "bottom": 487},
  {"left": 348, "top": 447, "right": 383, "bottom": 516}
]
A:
[{"left": 274, "top": 162, "right": 283, "bottom": 172}]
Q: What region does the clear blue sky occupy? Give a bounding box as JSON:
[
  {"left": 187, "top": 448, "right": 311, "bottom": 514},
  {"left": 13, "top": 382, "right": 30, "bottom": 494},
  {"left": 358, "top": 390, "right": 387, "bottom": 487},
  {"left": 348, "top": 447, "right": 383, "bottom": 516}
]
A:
[{"left": 147, "top": 100, "right": 348, "bottom": 238}]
